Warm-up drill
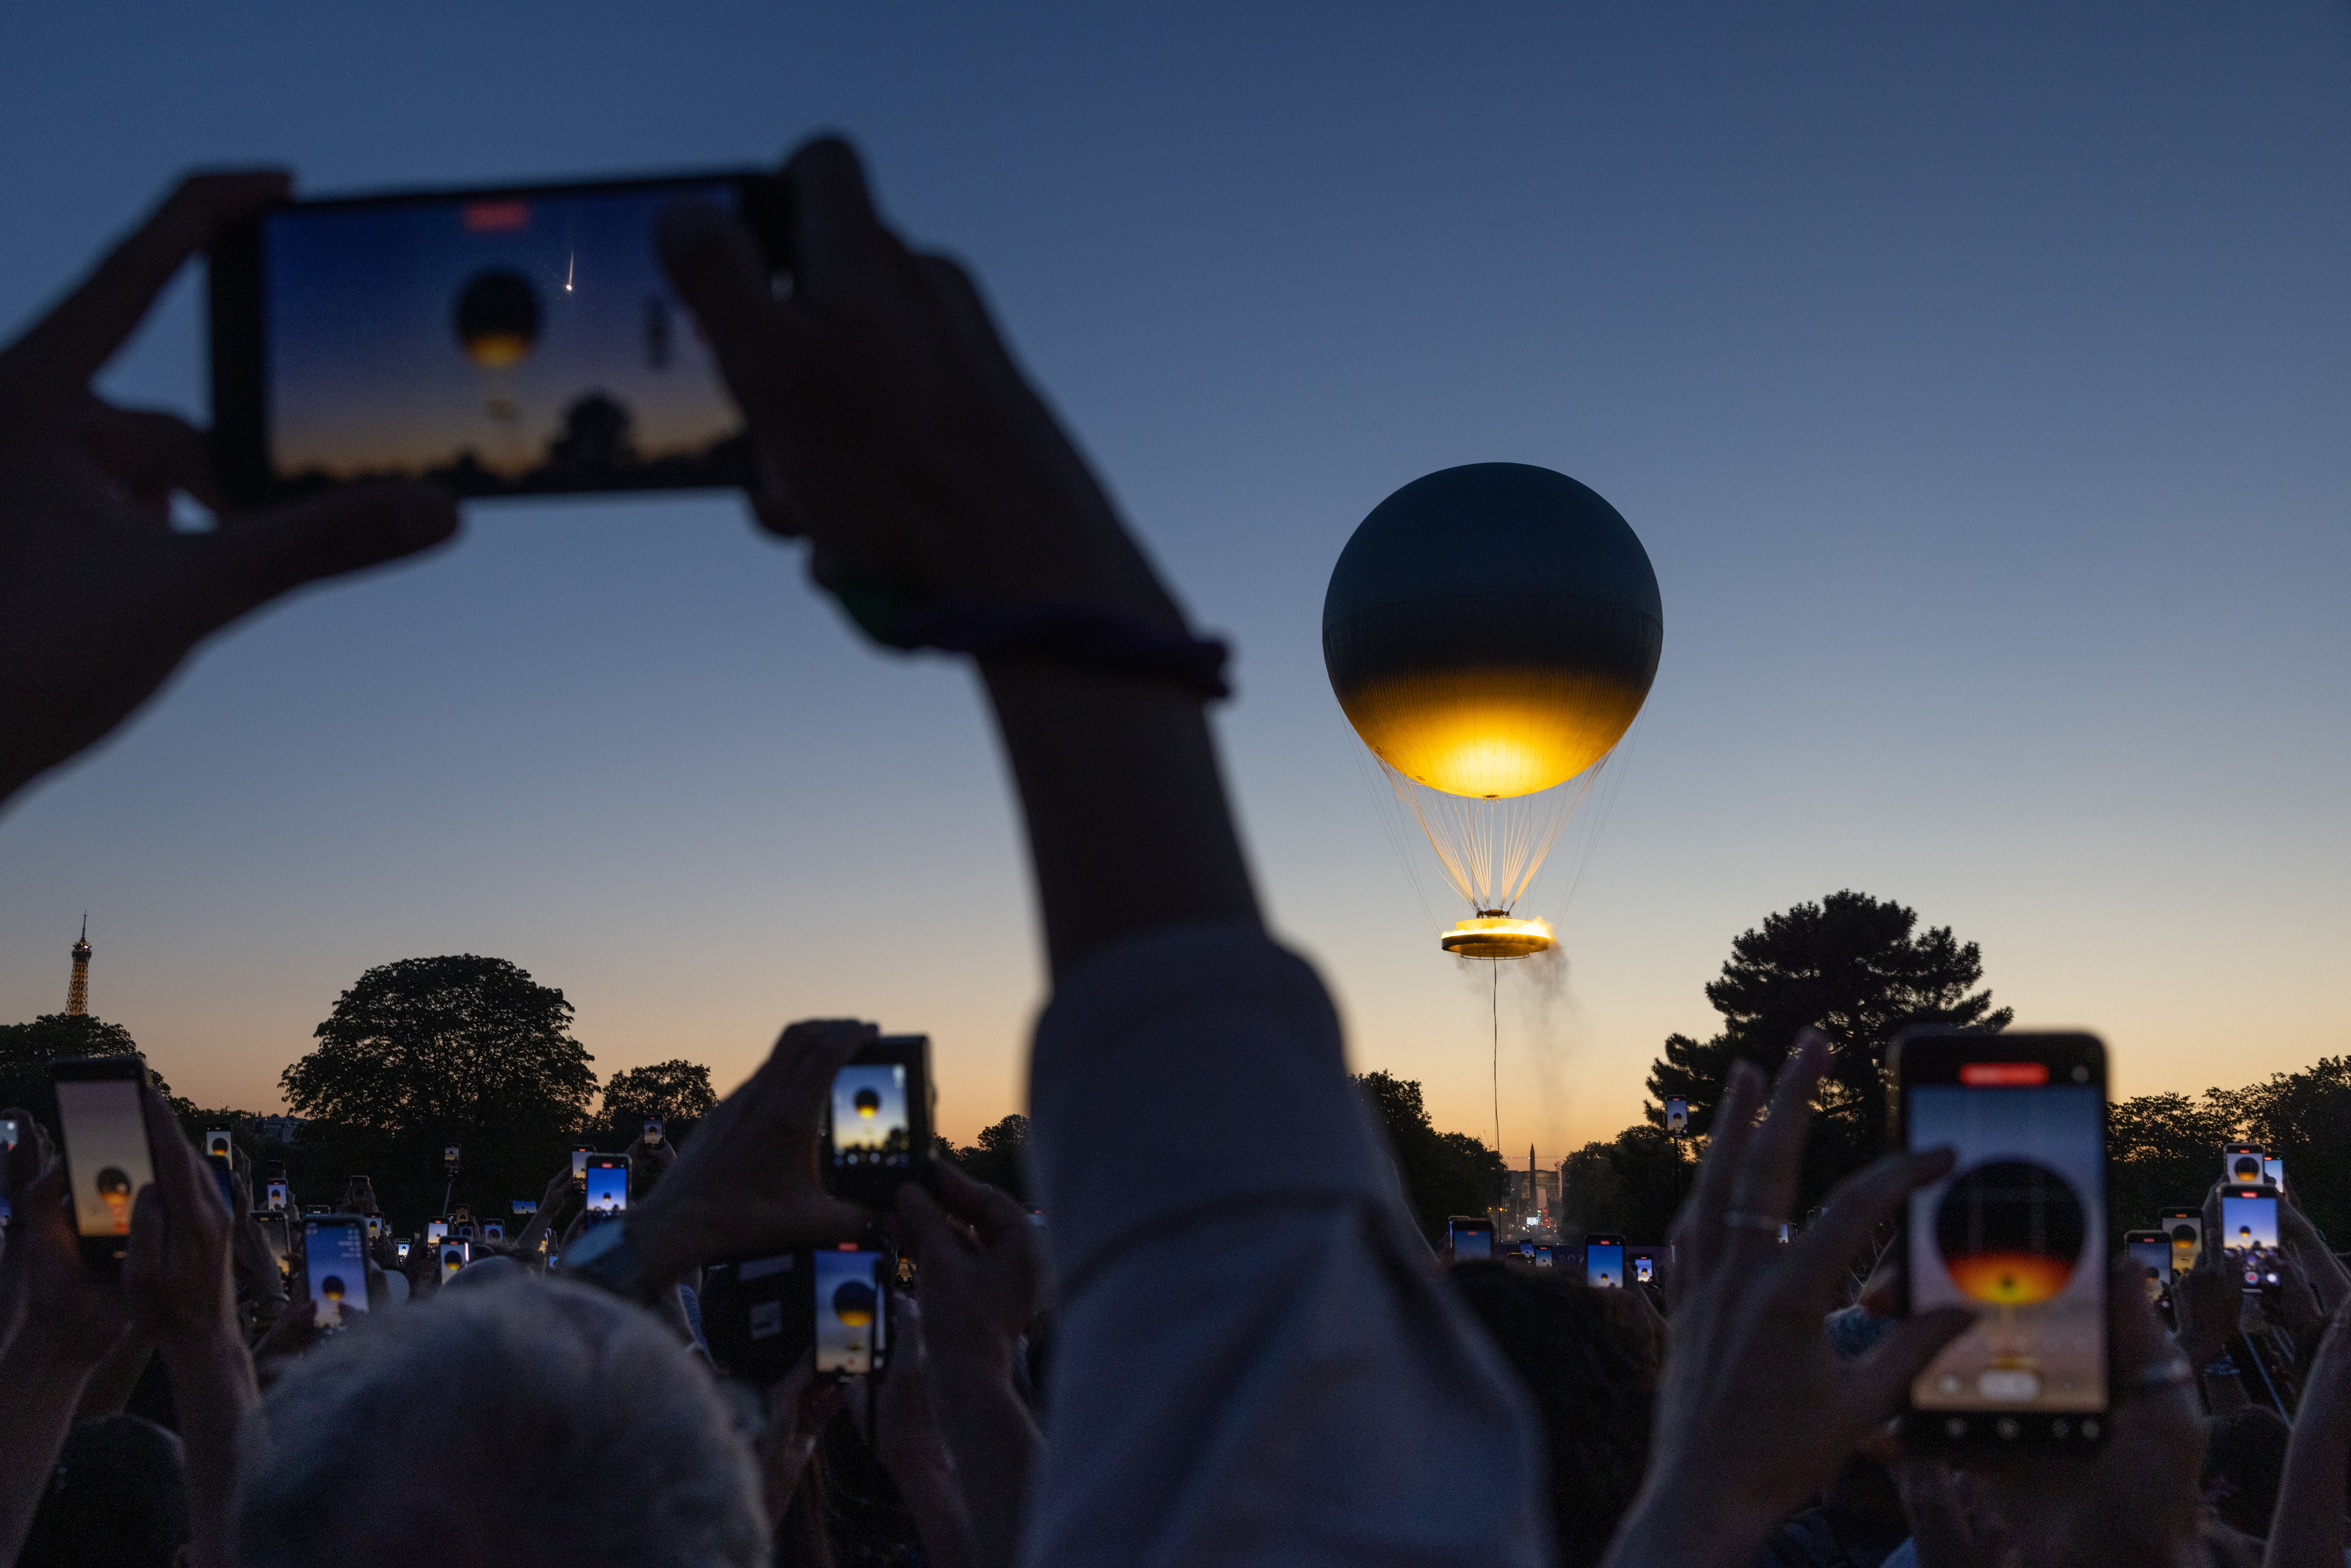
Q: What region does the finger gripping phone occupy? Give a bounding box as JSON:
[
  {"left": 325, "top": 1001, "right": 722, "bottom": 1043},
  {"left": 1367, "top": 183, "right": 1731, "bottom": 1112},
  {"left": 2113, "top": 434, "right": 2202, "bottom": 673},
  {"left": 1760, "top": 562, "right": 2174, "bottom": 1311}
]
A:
[
  {"left": 209, "top": 169, "right": 789, "bottom": 504},
  {"left": 1895, "top": 1029, "right": 2108, "bottom": 1450},
  {"left": 49, "top": 1057, "right": 159, "bottom": 1275},
  {"left": 822, "top": 1036, "right": 932, "bottom": 1207}
]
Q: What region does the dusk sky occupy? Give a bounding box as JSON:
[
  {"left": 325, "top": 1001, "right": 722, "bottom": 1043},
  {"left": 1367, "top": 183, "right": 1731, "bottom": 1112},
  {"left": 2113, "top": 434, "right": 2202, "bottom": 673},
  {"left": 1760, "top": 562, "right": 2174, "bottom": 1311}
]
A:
[{"left": 0, "top": 4, "right": 2345, "bottom": 1159}]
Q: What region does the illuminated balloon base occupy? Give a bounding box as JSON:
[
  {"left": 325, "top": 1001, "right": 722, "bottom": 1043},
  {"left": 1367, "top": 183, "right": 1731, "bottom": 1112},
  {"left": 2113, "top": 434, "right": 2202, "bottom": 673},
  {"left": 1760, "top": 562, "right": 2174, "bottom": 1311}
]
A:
[{"left": 1439, "top": 914, "right": 1555, "bottom": 960}]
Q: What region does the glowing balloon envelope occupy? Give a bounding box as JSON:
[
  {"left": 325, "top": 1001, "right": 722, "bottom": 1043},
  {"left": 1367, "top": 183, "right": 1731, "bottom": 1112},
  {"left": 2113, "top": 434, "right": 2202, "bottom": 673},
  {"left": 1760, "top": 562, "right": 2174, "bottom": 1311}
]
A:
[
  {"left": 854, "top": 1088, "right": 882, "bottom": 1119},
  {"left": 832, "top": 1279, "right": 876, "bottom": 1328},
  {"left": 454, "top": 268, "right": 543, "bottom": 370},
  {"left": 1934, "top": 1159, "right": 2086, "bottom": 1307}
]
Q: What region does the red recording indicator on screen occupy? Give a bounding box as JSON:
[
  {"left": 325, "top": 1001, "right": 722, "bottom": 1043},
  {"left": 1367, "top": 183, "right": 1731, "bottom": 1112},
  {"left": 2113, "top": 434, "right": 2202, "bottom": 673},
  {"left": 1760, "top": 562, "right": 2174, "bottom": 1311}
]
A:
[{"left": 1960, "top": 1062, "right": 2050, "bottom": 1087}]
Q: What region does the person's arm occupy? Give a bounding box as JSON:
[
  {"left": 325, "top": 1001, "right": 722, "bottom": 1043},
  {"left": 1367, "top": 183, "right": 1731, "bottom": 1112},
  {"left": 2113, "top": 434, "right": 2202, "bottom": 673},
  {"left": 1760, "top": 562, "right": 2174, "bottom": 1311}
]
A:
[
  {"left": 2264, "top": 1307, "right": 2351, "bottom": 1568},
  {"left": 0, "top": 1134, "right": 133, "bottom": 1564},
  {"left": 897, "top": 1166, "right": 1046, "bottom": 1568},
  {"left": 123, "top": 1086, "right": 256, "bottom": 1568},
  {"left": 865, "top": 1296, "right": 983, "bottom": 1568},
  {"left": 2171, "top": 1261, "right": 2251, "bottom": 1413},
  {"left": 0, "top": 174, "right": 458, "bottom": 812},
  {"left": 512, "top": 1164, "right": 574, "bottom": 1260}
]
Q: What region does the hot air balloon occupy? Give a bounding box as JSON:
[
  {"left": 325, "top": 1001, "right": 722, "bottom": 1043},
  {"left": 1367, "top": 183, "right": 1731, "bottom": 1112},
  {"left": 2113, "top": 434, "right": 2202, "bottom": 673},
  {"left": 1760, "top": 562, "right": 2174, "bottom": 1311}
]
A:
[
  {"left": 453, "top": 268, "right": 543, "bottom": 426},
  {"left": 831, "top": 1279, "right": 876, "bottom": 1329},
  {"left": 1934, "top": 1160, "right": 2086, "bottom": 1308},
  {"left": 1324, "top": 463, "right": 1663, "bottom": 959},
  {"left": 854, "top": 1087, "right": 882, "bottom": 1119}
]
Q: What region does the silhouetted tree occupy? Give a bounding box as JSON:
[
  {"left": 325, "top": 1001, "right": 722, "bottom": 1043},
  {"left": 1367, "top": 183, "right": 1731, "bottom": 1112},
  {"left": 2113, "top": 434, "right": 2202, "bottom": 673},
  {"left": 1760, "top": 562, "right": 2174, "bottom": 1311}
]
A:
[
  {"left": 280, "top": 956, "right": 596, "bottom": 1227},
  {"left": 600, "top": 1059, "right": 715, "bottom": 1147},
  {"left": 1354, "top": 1072, "right": 1508, "bottom": 1240},
  {"left": 944, "top": 1114, "right": 1033, "bottom": 1204},
  {"left": 0, "top": 1014, "right": 188, "bottom": 1133},
  {"left": 1646, "top": 890, "right": 2010, "bottom": 1209},
  {"left": 1555, "top": 1124, "right": 1690, "bottom": 1243},
  {"left": 546, "top": 391, "right": 637, "bottom": 474}
]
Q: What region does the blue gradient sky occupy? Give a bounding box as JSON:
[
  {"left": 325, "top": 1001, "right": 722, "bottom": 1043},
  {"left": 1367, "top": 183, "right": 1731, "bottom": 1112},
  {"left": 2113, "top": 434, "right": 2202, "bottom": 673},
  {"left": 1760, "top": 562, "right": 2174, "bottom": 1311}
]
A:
[{"left": 1, "top": 4, "right": 2345, "bottom": 1159}]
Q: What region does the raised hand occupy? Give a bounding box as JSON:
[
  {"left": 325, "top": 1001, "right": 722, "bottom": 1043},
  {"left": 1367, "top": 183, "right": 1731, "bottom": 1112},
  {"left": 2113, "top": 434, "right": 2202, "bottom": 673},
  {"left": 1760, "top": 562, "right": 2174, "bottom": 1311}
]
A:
[
  {"left": 656, "top": 138, "right": 1183, "bottom": 635},
  {"left": 122, "top": 1085, "right": 238, "bottom": 1351},
  {"left": 0, "top": 173, "right": 458, "bottom": 807},
  {"left": 1602, "top": 1032, "right": 1972, "bottom": 1568},
  {"left": 625, "top": 1019, "right": 875, "bottom": 1285},
  {"left": 896, "top": 1161, "right": 1046, "bottom": 1365}
]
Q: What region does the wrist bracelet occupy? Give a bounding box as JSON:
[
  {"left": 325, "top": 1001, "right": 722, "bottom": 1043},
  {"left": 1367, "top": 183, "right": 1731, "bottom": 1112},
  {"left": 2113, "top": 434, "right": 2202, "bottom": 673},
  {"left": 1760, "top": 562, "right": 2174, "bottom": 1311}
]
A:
[{"left": 835, "top": 584, "right": 1232, "bottom": 701}]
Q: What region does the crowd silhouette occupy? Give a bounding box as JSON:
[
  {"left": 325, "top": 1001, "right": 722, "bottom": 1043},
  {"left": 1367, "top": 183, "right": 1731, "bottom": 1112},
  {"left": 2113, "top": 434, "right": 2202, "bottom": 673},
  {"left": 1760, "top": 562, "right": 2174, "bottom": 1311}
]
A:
[{"left": 1, "top": 141, "right": 2347, "bottom": 1568}]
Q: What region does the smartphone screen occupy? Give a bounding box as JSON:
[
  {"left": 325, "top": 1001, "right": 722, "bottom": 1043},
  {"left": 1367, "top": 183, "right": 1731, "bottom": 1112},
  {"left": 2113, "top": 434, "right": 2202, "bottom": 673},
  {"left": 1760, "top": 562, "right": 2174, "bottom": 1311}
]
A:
[
  {"left": 644, "top": 1119, "right": 663, "bottom": 1146},
  {"left": 513, "top": 1199, "right": 538, "bottom": 1215},
  {"left": 253, "top": 1210, "right": 291, "bottom": 1279},
  {"left": 1902, "top": 1034, "right": 2106, "bottom": 1444},
  {"left": 1447, "top": 1220, "right": 1493, "bottom": 1260},
  {"left": 265, "top": 1179, "right": 289, "bottom": 1210},
  {"left": 830, "top": 1064, "right": 911, "bottom": 1173},
  {"left": 213, "top": 173, "right": 772, "bottom": 502},
  {"left": 484, "top": 1221, "right": 505, "bottom": 1240},
  {"left": 2224, "top": 1144, "right": 2264, "bottom": 1185},
  {"left": 303, "top": 1217, "right": 370, "bottom": 1330},
  {"left": 572, "top": 1148, "right": 590, "bottom": 1187},
  {"left": 2124, "top": 1231, "right": 2172, "bottom": 1303},
  {"left": 54, "top": 1076, "right": 156, "bottom": 1245},
  {"left": 427, "top": 1220, "right": 449, "bottom": 1242},
  {"left": 2161, "top": 1210, "right": 2202, "bottom": 1274},
  {"left": 1533, "top": 1246, "right": 1553, "bottom": 1268},
  {"left": 813, "top": 1248, "right": 887, "bottom": 1375},
  {"left": 2220, "top": 1187, "right": 2281, "bottom": 1292},
  {"left": 2264, "top": 1157, "right": 2286, "bottom": 1195},
  {"left": 584, "top": 1156, "right": 629, "bottom": 1213},
  {"left": 1585, "top": 1237, "right": 1625, "bottom": 1288},
  {"left": 1634, "top": 1255, "right": 1655, "bottom": 1284},
  {"left": 395, "top": 1239, "right": 411, "bottom": 1260},
  {"left": 440, "top": 1241, "right": 469, "bottom": 1280}
]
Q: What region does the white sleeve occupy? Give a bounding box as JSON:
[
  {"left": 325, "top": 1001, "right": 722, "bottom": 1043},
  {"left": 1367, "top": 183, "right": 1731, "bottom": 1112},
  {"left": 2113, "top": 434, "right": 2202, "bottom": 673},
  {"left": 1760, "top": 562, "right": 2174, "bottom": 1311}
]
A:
[{"left": 1021, "top": 920, "right": 1551, "bottom": 1568}]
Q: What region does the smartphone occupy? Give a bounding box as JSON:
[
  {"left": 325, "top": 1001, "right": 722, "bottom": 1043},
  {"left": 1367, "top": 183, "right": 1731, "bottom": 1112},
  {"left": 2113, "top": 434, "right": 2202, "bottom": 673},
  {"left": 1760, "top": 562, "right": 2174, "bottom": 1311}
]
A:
[
  {"left": 483, "top": 1220, "right": 505, "bottom": 1241},
  {"left": 2224, "top": 1143, "right": 2264, "bottom": 1185},
  {"left": 346, "top": 1174, "right": 374, "bottom": 1203},
  {"left": 0, "top": 1116, "right": 18, "bottom": 1150},
  {"left": 2159, "top": 1208, "right": 2202, "bottom": 1274},
  {"left": 443, "top": 1145, "right": 461, "bottom": 1174},
  {"left": 209, "top": 170, "right": 788, "bottom": 505},
  {"left": 584, "top": 1154, "right": 630, "bottom": 1214},
  {"left": 49, "top": 1057, "right": 158, "bottom": 1272},
  {"left": 265, "top": 1179, "right": 289, "bottom": 1210},
  {"left": 203, "top": 1133, "right": 236, "bottom": 1212},
  {"left": 1585, "top": 1233, "right": 1626, "bottom": 1288},
  {"left": 643, "top": 1119, "right": 663, "bottom": 1147},
  {"left": 426, "top": 1220, "right": 449, "bottom": 1242},
  {"left": 395, "top": 1238, "right": 411, "bottom": 1260},
  {"left": 1633, "top": 1253, "right": 1656, "bottom": 1284},
  {"left": 252, "top": 1209, "right": 292, "bottom": 1280},
  {"left": 456, "top": 1223, "right": 475, "bottom": 1240},
  {"left": 2219, "top": 1185, "right": 2281, "bottom": 1293},
  {"left": 822, "top": 1036, "right": 932, "bottom": 1206},
  {"left": 302, "top": 1214, "right": 370, "bottom": 1331},
  {"left": 513, "top": 1198, "right": 538, "bottom": 1215},
  {"left": 2264, "top": 1157, "right": 2286, "bottom": 1196},
  {"left": 1896, "top": 1030, "right": 2107, "bottom": 1449},
  {"left": 572, "top": 1147, "right": 591, "bottom": 1190},
  {"left": 1665, "top": 1096, "right": 1688, "bottom": 1134},
  {"left": 1533, "top": 1246, "right": 1553, "bottom": 1268},
  {"left": 440, "top": 1241, "right": 469, "bottom": 1281},
  {"left": 365, "top": 1216, "right": 383, "bottom": 1240},
  {"left": 2124, "top": 1229, "right": 2172, "bottom": 1304},
  {"left": 1446, "top": 1216, "right": 1494, "bottom": 1260},
  {"left": 813, "top": 1245, "right": 890, "bottom": 1376}
]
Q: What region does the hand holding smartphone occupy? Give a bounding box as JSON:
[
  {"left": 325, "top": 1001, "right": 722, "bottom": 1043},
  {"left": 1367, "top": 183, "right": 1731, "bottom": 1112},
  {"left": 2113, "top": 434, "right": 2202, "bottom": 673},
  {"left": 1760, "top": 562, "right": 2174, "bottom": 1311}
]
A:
[
  {"left": 822, "top": 1036, "right": 931, "bottom": 1207},
  {"left": 2218, "top": 1185, "right": 2281, "bottom": 1293},
  {"left": 49, "top": 1057, "right": 159, "bottom": 1274},
  {"left": 302, "top": 1215, "right": 370, "bottom": 1331},
  {"left": 1896, "top": 1029, "right": 2108, "bottom": 1449}
]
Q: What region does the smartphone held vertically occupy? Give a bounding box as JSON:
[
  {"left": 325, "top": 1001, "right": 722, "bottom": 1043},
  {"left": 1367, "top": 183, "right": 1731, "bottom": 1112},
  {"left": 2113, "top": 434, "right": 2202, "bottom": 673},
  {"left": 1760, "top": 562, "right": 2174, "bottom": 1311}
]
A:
[
  {"left": 584, "top": 1154, "right": 630, "bottom": 1215},
  {"left": 2159, "top": 1207, "right": 2202, "bottom": 1275},
  {"left": 2223, "top": 1143, "right": 2264, "bottom": 1186},
  {"left": 253, "top": 1209, "right": 292, "bottom": 1281},
  {"left": 1584, "top": 1234, "right": 1626, "bottom": 1288},
  {"left": 1896, "top": 1029, "right": 2108, "bottom": 1449},
  {"left": 2219, "top": 1185, "right": 2281, "bottom": 1293},
  {"left": 823, "top": 1036, "right": 932, "bottom": 1207},
  {"left": 813, "top": 1245, "right": 890, "bottom": 1377},
  {"left": 303, "top": 1214, "right": 370, "bottom": 1331},
  {"left": 208, "top": 170, "right": 789, "bottom": 505},
  {"left": 2124, "top": 1229, "right": 2172, "bottom": 1305},
  {"left": 1446, "top": 1216, "right": 1494, "bottom": 1260},
  {"left": 49, "top": 1056, "right": 158, "bottom": 1273}
]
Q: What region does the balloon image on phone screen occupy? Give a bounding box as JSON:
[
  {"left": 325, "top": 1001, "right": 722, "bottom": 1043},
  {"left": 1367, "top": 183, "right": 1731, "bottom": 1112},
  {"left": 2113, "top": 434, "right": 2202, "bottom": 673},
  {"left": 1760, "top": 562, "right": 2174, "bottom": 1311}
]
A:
[
  {"left": 52, "top": 1063, "right": 157, "bottom": 1264},
  {"left": 2220, "top": 1187, "right": 2280, "bottom": 1292},
  {"left": 1634, "top": 1254, "right": 1656, "bottom": 1284},
  {"left": 1900, "top": 1032, "right": 2107, "bottom": 1448},
  {"left": 813, "top": 1248, "right": 887, "bottom": 1376},
  {"left": 1584, "top": 1235, "right": 1625, "bottom": 1288},
  {"left": 1533, "top": 1246, "right": 1553, "bottom": 1268},
  {"left": 2160, "top": 1209, "right": 2202, "bottom": 1275},
  {"left": 2223, "top": 1143, "right": 2264, "bottom": 1185},
  {"left": 303, "top": 1216, "right": 370, "bottom": 1331},
  {"left": 2264, "top": 1157, "right": 2286, "bottom": 1196},
  {"left": 2124, "top": 1230, "right": 2171, "bottom": 1304},
  {"left": 1446, "top": 1218, "right": 1493, "bottom": 1260},
  {"left": 427, "top": 1221, "right": 449, "bottom": 1242},
  {"left": 584, "top": 1155, "right": 629, "bottom": 1214},
  {"left": 440, "top": 1241, "right": 470, "bottom": 1280}
]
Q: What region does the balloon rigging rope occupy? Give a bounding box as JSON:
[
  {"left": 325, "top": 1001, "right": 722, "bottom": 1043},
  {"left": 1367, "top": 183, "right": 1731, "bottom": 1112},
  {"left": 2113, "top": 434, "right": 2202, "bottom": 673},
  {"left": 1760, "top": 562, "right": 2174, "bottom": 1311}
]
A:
[{"left": 1491, "top": 959, "right": 1501, "bottom": 1154}]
